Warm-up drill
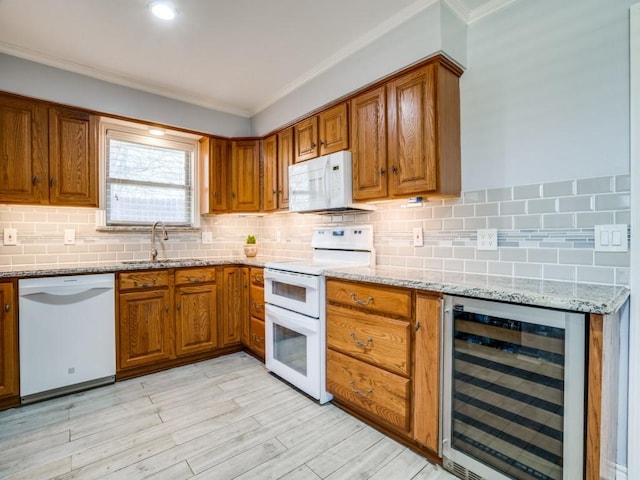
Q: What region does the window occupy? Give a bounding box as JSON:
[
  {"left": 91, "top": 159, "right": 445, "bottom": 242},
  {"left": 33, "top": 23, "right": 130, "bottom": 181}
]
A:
[{"left": 103, "top": 122, "right": 199, "bottom": 227}]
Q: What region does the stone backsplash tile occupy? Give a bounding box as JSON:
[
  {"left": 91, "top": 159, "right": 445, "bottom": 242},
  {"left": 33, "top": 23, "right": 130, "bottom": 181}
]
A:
[{"left": 0, "top": 174, "right": 631, "bottom": 286}]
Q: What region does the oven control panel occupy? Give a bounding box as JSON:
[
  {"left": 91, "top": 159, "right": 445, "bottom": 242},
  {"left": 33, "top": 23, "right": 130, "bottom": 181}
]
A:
[{"left": 311, "top": 225, "right": 373, "bottom": 251}]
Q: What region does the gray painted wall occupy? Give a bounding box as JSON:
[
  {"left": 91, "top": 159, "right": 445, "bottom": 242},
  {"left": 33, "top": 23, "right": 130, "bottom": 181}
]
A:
[
  {"left": 0, "top": 53, "right": 251, "bottom": 137},
  {"left": 250, "top": 2, "right": 467, "bottom": 136},
  {"left": 461, "top": 0, "right": 633, "bottom": 191}
]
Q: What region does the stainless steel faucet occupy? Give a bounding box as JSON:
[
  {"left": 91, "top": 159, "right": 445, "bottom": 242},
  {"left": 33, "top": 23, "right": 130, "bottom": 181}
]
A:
[{"left": 150, "top": 221, "right": 169, "bottom": 261}]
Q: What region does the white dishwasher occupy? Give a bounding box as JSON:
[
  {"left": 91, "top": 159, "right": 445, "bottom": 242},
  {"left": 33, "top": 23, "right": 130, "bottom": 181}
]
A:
[{"left": 19, "top": 273, "right": 116, "bottom": 403}]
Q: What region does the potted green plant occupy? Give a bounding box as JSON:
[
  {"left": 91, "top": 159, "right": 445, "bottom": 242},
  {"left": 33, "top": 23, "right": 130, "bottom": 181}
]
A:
[{"left": 244, "top": 234, "right": 258, "bottom": 257}]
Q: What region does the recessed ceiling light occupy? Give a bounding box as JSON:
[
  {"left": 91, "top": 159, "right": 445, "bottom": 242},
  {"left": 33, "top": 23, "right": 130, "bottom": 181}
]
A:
[
  {"left": 149, "top": 128, "right": 165, "bottom": 136},
  {"left": 149, "top": 2, "right": 177, "bottom": 21}
]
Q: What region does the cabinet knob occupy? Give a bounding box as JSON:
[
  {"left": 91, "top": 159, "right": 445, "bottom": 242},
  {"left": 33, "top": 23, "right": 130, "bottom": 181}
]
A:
[
  {"left": 272, "top": 189, "right": 277, "bottom": 195},
  {"left": 32, "top": 176, "right": 39, "bottom": 185},
  {"left": 4, "top": 304, "right": 9, "bottom": 312},
  {"left": 176, "top": 303, "right": 181, "bottom": 311},
  {"left": 165, "top": 305, "right": 169, "bottom": 312},
  {"left": 391, "top": 165, "right": 398, "bottom": 174},
  {"left": 50, "top": 178, "right": 56, "bottom": 187},
  {"left": 319, "top": 140, "right": 325, "bottom": 146},
  {"left": 379, "top": 168, "right": 385, "bottom": 175},
  {"left": 311, "top": 143, "right": 317, "bottom": 148}
]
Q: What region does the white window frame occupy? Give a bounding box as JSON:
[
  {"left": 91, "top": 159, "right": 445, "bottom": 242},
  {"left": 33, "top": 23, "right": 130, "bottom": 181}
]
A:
[{"left": 98, "top": 118, "right": 201, "bottom": 228}]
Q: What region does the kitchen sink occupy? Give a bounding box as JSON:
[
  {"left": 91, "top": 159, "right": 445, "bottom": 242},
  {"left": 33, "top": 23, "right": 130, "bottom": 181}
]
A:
[{"left": 121, "top": 258, "right": 204, "bottom": 265}]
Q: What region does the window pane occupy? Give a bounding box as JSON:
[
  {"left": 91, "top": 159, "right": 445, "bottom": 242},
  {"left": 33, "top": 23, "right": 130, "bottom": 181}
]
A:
[
  {"left": 105, "top": 133, "right": 194, "bottom": 226},
  {"left": 108, "top": 139, "right": 189, "bottom": 185}
]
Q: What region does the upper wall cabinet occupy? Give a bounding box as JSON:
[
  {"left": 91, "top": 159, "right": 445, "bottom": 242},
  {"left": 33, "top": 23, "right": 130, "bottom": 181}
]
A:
[
  {"left": 262, "top": 134, "right": 278, "bottom": 212},
  {"left": 200, "top": 136, "right": 230, "bottom": 213},
  {"left": 230, "top": 139, "right": 260, "bottom": 212},
  {"left": 351, "top": 57, "right": 461, "bottom": 201},
  {"left": 276, "top": 127, "right": 294, "bottom": 210},
  {"left": 293, "top": 102, "right": 348, "bottom": 163},
  {"left": 0, "top": 93, "right": 98, "bottom": 207}
]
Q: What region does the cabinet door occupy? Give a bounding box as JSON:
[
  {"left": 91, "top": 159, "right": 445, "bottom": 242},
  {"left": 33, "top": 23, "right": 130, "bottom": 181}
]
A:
[
  {"left": 175, "top": 283, "right": 218, "bottom": 356},
  {"left": 249, "top": 317, "right": 265, "bottom": 358},
  {"left": 318, "top": 103, "right": 348, "bottom": 156},
  {"left": 276, "top": 127, "right": 294, "bottom": 209},
  {"left": 0, "top": 282, "right": 18, "bottom": 399},
  {"left": 262, "top": 134, "right": 278, "bottom": 212},
  {"left": 220, "top": 267, "right": 248, "bottom": 346},
  {"left": 48, "top": 107, "right": 98, "bottom": 206},
  {"left": 350, "top": 87, "right": 387, "bottom": 200},
  {"left": 118, "top": 289, "right": 172, "bottom": 370},
  {"left": 0, "top": 95, "right": 48, "bottom": 204},
  {"left": 412, "top": 294, "right": 441, "bottom": 452},
  {"left": 387, "top": 64, "right": 437, "bottom": 196},
  {"left": 210, "top": 137, "right": 230, "bottom": 212},
  {"left": 231, "top": 140, "right": 260, "bottom": 211},
  {"left": 293, "top": 116, "right": 318, "bottom": 162}
]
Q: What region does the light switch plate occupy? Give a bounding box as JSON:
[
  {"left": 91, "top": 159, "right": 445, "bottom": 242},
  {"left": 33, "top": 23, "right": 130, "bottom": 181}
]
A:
[
  {"left": 477, "top": 228, "right": 498, "bottom": 251},
  {"left": 64, "top": 229, "right": 75, "bottom": 245},
  {"left": 3, "top": 228, "right": 17, "bottom": 246},
  {"left": 201, "top": 231, "right": 213, "bottom": 244},
  {"left": 412, "top": 227, "right": 424, "bottom": 247},
  {"left": 594, "top": 224, "right": 628, "bottom": 252}
]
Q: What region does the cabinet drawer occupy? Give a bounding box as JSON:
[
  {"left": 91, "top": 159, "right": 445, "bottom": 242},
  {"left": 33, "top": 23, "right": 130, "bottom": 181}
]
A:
[
  {"left": 249, "top": 317, "right": 265, "bottom": 358},
  {"left": 250, "top": 284, "right": 265, "bottom": 320},
  {"left": 327, "top": 280, "right": 412, "bottom": 318},
  {"left": 249, "top": 268, "right": 264, "bottom": 287},
  {"left": 327, "top": 349, "right": 410, "bottom": 432},
  {"left": 327, "top": 305, "right": 410, "bottom": 377},
  {"left": 175, "top": 267, "right": 216, "bottom": 285},
  {"left": 119, "top": 271, "right": 170, "bottom": 290}
]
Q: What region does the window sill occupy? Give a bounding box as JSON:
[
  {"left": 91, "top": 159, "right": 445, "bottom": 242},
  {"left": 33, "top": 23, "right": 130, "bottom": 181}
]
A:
[{"left": 96, "top": 226, "right": 201, "bottom": 233}]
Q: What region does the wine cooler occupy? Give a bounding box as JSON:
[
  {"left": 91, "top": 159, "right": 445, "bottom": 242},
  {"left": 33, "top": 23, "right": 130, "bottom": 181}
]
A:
[{"left": 442, "top": 296, "right": 585, "bottom": 480}]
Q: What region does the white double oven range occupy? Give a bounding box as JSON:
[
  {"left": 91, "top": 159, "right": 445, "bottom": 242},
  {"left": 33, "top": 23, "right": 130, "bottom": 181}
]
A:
[{"left": 264, "top": 225, "right": 374, "bottom": 404}]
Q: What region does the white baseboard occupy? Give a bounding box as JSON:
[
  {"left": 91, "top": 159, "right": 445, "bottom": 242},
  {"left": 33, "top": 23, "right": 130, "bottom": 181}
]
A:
[{"left": 616, "top": 463, "right": 628, "bottom": 480}]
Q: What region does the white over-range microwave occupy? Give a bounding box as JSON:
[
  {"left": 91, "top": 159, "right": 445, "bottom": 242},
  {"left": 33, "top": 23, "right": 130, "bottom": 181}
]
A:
[{"left": 288, "top": 150, "right": 374, "bottom": 213}]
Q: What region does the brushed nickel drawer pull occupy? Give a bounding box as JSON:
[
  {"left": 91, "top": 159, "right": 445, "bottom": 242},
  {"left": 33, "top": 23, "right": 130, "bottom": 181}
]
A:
[
  {"left": 350, "top": 293, "right": 374, "bottom": 306},
  {"left": 349, "top": 381, "right": 372, "bottom": 398},
  {"left": 187, "top": 274, "right": 206, "bottom": 283},
  {"left": 133, "top": 278, "right": 157, "bottom": 288},
  {"left": 350, "top": 332, "right": 373, "bottom": 348},
  {"left": 415, "top": 321, "right": 421, "bottom": 331},
  {"left": 4, "top": 304, "right": 10, "bottom": 312},
  {"left": 252, "top": 301, "right": 264, "bottom": 310}
]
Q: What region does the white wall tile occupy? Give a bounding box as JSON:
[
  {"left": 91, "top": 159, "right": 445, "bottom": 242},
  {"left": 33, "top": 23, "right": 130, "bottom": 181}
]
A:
[
  {"left": 513, "top": 183, "right": 542, "bottom": 200},
  {"left": 577, "top": 266, "right": 615, "bottom": 284},
  {"left": 577, "top": 176, "right": 614, "bottom": 194},
  {"left": 543, "top": 264, "right": 576, "bottom": 281},
  {"left": 528, "top": 248, "right": 558, "bottom": 263},
  {"left": 487, "top": 187, "right": 513, "bottom": 202},
  {"left": 558, "top": 195, "right": 594, "bottom": 212},
  {"left": 500, "top": 200, "right": 526, "bottom": 215},
  {"left": 543, "top": 180, "right": 575, "bottom": 197},
  {"left": 595, "top": 193, "right": 631, "bottom": 211}
]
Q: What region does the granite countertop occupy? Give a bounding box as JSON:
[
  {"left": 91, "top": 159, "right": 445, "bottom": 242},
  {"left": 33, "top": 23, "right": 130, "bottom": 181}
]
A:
[
  {"left": 0, "top": 258, "right": 629, "bottom": 315},
  {"left": 323, "top": 265, "right": 629, "bottom": 315}
]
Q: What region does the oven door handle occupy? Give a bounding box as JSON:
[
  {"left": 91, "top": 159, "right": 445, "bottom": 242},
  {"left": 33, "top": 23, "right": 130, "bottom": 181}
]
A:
[
  {"left": 264, "top": 275, "right": 318, "bottom": 291},
  {"left": 266, "top": 304, "right": 319, "bottom": 335}
]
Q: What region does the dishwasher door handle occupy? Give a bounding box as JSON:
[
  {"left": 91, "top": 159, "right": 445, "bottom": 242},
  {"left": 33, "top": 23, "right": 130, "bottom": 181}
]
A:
[{"left": 20, "top": 287, "right": 113, "bottom": 305}]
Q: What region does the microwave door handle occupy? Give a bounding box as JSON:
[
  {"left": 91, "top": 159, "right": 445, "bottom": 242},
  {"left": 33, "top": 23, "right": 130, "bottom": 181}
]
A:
[{"left": 323, "top": 158, "right": 330, "bottom": 203}]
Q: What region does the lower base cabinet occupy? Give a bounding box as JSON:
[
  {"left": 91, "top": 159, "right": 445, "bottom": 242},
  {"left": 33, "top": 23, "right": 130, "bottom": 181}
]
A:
[
  {"left": 244, "top": 267, "right": 265, "bottom": 360},
  {"left": 0, "top": 281, "right": 18, "bottom": 405}
]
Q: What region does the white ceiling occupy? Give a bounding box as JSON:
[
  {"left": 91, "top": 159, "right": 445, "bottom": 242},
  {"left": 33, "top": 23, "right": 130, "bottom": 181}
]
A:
[{"left": 0, "top": 0, "right": 515, "bottom": 118}]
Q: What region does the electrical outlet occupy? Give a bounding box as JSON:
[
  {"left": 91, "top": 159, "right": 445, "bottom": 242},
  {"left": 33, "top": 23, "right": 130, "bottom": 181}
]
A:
[
  {"left": 477, "top": 228, "right": 498, "bottom": 251},
  {"left": 412, "top": 227, "right": 424, "bottom": 247},
  {"left": 201, "top": 231, "right": 213, "bottom": 244},
  {"left": 64, "top": 229, "right": 75, "bottom": 245},
  {"left": 3, "top": 228, "right": 17, "bottom": 246}
]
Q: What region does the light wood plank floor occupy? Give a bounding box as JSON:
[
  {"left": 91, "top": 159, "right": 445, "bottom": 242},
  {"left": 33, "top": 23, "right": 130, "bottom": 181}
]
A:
[{"left": 0, "top": 352, "right": 457, "bottom": 480}]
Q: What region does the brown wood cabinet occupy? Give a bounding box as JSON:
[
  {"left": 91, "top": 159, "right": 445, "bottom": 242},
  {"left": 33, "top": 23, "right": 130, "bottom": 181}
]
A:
[
  {"left": 0, "top": 94, "right": 48, "bottom": 204},
  {"left": 293, "top": 102, "right": 348, "bottom": 163},
  {"left": 48, "top": 107, "right": 98, "bottom": 207},
  {"left": 387, "top": 61, "right": 460, "bottom": 198},
  {"left": 277, "top": 127, "right": 294, "bottom": 209},
  {"left": 0, "top": 93, "right": 98, "bottom": 207},
  {"left": 326, "top": 278, "right": 443, "bottom": 459},
  {"left": 262, "top": 134, "right": 278, "bottom": 212},
  {"left": 350, "top": 87, "right": 387, "bottom": 200},
  {"left": 174, "top": 267, "right": 218, "bottom": 356},
  {"left": 326, "top": 279, "right": 413, "bottom": 435},
  {"left": 246, "top": 267, "right": 265, "bottom": 359},
  {"left": 220, "top": 266, "right": 249, "bottom": 346},
  {"left": 117, "top": 271, "right": 173, "bottom": 371},
  {"left": 351, "top": 58, "right": 461, "bottom": 201},
  {"left": 230, "top": 140, "right": 260, "bottom": 212},
  {"left": 200, "top": 136, "right": 229, "bottom": 213},
  {"left": 0, "top": 281, "right": 18, "bottom": 404}
]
